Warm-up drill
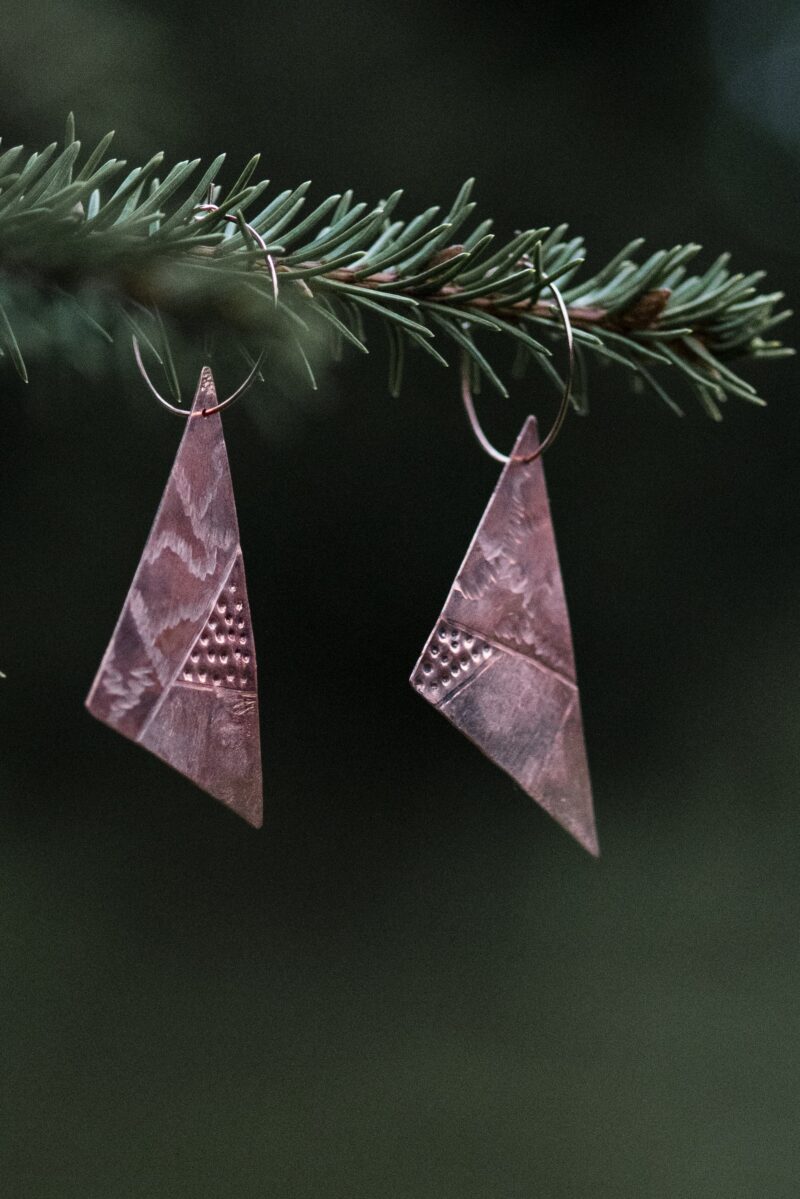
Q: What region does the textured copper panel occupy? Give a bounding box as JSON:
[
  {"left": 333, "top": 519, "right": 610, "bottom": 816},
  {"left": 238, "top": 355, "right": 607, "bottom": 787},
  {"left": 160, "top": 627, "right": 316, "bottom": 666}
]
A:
[
  {"left": 179, "top": 555, "right": 255, "bottom": 692},
  {"left": 139, "top": 684, "right": 261, "bottom": 827},
  {"left": 86, "top": 369, "right": 262, "bottom": 827},
  {"left": 411, "top": 418, "right": 597, "bottom": 855},
  {"left": 410, "top": 620, "right": 495, "bottom": 704}
]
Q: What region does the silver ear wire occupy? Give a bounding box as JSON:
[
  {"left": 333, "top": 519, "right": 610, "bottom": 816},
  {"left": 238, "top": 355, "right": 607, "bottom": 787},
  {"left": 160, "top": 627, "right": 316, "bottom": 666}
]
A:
[
  {"left": 194, "top": 203, "right": 279, "bottom": 306},
  {"left": 460, "top": 281, "right": 574, "bottom": 465},
  {"left": 132, "top": 337, "right": 266, "bottom": 418}
]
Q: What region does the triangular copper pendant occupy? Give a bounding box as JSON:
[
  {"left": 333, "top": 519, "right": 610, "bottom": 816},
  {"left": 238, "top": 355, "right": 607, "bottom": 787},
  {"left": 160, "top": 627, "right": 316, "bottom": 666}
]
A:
[
  {"left": 86, "top": 369, "right": 263, "bottom": 827},
  {"left": 410, "top": 418, "right": 597, "bottom": 854}
]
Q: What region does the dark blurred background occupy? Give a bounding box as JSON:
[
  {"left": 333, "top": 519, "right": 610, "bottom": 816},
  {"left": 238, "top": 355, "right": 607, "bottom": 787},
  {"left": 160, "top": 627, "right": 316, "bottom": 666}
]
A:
[{"left": 1, "top": 1, "right": 799, "bottom": 1195}]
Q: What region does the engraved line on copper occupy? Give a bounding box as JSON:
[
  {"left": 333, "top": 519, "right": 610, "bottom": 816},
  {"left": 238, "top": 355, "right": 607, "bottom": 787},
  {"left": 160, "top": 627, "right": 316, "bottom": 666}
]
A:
[
  {"left": 533, "top": 691, "right": 579, "bottom": 783},
  {"left": 174, "top": 680, "right": 257, "bottom": 697},
  {"left": 472, "top": 632, "right": 577, "bottom": 692},
  {"left": 442, "top": 618, "right": 577, "bottom": 693}
]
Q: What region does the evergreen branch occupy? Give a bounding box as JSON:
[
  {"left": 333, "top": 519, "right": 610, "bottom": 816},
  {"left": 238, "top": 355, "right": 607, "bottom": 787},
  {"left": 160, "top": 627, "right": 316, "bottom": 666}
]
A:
[{"left": 0, "top": 117, "right": 792, "bottom": 416}]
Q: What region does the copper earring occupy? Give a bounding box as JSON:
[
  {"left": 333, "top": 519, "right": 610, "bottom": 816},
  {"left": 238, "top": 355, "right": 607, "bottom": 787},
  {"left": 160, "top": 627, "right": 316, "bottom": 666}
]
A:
[
  {"left": 410, "top": 286, "right": 598, "bottom": 854},
  {"left": 86, "top": 349, "right": 264, "bottom": 826}
]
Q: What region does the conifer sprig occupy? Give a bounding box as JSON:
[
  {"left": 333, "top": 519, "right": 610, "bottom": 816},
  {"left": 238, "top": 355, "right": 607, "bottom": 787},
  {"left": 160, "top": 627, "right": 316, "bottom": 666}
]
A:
[{"left": 0, "top": 117, "right": 792, "bottom": 414}]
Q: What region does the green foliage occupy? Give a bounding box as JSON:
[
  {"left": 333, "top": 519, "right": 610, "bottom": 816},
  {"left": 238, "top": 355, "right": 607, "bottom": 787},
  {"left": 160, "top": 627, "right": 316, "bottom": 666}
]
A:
[{"left": 0, "top": 116, "right": 792, "bottom": 413}]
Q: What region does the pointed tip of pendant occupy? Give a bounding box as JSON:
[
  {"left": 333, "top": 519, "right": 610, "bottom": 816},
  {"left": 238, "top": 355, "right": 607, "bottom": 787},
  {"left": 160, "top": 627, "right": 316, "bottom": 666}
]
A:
[
  {"left": 512, "top": 414, "right": 541, "bottom": 460},
  {"left": 538, "top": 790, "right": 600, "bottom": 857},
  {"left": 578, "top": 824, "right": 601, "bottom": 858},
  {"left": 191, "top": 366, "right": 218, "bottom": 412},
  {"left": 237, "top": 800, "right": 263, "bottom": 830}
]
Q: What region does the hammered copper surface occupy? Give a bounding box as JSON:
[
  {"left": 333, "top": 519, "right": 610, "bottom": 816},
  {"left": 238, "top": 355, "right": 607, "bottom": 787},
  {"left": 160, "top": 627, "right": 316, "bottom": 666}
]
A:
[
  {"left": 86, "top": 369, "right": 262, "bottom": 827},
  {"left": 411, "top": 417, "right": 597, "bottom": 855}
]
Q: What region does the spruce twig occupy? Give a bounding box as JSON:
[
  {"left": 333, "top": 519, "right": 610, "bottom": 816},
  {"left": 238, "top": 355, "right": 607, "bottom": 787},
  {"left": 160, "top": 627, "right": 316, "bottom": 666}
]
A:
[{"left": 0, "top": 117, "right": 792, "bottom": 413}]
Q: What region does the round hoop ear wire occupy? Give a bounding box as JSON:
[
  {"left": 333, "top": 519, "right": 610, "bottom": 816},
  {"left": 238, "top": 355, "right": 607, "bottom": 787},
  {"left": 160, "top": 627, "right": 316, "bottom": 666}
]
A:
[
  {"left": 460, "top": 281, "right": 575, "bottom": 465},
  {"left": 132, "top": 336, "right": 266, "bottom": 418},
  {"left": 131, "top": 198, "right": 278, "bottom": 416}
]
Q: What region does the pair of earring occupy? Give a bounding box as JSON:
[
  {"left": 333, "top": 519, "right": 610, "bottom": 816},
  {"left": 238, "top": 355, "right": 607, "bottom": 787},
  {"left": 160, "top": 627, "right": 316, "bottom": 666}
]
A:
[{"left": 86, "top": 287, "right": 598, "bottom": 855}]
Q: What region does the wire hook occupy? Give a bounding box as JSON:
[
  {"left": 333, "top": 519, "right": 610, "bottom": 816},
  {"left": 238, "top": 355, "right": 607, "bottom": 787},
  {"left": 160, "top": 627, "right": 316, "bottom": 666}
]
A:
[
  {"left": 132, "top": 336, "right": 266, "bottom": 418},
  {"left": 131, "top": 196, "right": 279, "bottom": 416},
  {"left": 460, "top": 281, "right": 575, "bottom": 465},
  {"left": 193, "top": 203, "right": 279, "bottom": 306}
]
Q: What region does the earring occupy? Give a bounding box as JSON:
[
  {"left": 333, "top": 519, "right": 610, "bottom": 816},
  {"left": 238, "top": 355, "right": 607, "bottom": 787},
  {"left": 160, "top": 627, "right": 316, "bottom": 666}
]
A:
[
  {"left": 410, "top": 286, "right": 598, "bottom": 854},
  {"left": 85, "top": 346, "right": 265, "bottom": 827}
]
